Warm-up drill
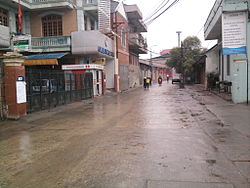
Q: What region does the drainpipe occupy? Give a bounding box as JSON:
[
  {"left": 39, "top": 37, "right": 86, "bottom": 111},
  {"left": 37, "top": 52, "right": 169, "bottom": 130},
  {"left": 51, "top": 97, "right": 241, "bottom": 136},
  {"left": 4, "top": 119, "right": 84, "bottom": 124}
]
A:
[{"left": 247, "top": 5, "right": 249, "bottom": 105}]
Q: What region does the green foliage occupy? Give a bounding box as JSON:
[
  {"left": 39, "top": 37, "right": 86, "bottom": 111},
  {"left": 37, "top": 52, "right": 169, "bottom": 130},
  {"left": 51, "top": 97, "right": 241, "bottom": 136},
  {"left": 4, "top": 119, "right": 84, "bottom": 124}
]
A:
[
  {"left": 166, "top": 47, "right": 182, "bottom": 73},
  {"left": 166, "top": 36, "right": 203, "bottom": 76}
]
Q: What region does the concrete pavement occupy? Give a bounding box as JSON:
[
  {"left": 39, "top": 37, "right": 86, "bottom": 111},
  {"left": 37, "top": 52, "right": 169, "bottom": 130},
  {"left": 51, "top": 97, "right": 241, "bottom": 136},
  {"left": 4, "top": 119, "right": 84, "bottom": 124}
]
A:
[{"left": 0, "top": 83, "right": 249, "bottom": 188}]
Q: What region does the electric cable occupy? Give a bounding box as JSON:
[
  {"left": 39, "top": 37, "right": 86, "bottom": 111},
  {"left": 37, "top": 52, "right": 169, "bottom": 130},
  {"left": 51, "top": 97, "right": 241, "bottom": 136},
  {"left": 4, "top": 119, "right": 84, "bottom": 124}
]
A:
[
  {"left": 145, "top": 0, "right": 181, "bottom": 25},
  {"left": 143, "top": 0, "right": 171, "bottom": 22},
  {"left": 145, "top": 0, "right": 180, "bottom": 25}
]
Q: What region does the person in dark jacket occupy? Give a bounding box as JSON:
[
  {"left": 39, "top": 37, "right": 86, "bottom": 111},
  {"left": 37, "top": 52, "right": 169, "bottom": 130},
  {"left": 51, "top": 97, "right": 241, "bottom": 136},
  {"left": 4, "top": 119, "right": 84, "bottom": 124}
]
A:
[
  {"left": 158, "top": 76, "right": 163, "bottom": 86},
  {"left": 143, "top": 77, "right": 147, "bottom": 89}
]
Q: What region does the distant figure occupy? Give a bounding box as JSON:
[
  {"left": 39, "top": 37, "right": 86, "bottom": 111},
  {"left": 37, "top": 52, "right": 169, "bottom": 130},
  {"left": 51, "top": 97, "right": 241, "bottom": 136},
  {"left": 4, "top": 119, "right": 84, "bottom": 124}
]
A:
[
  {"left": 143, "top": 77, "right": 147, "bottom": 89},
  {"left": 166, "top": 74, "right": 170, "bottom": 83},
  {"left": 158, "top": 76, "right": 163, "bottom": 86},
  {"left": 146, "top": 77, "right": 151, "bottom": 89}
]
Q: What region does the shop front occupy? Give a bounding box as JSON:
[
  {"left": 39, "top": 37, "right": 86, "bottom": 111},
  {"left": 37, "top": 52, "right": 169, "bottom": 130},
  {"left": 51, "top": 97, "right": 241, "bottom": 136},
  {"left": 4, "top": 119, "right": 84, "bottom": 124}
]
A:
[{"left": 62, "top": 64, "right": 105, "bottom": 96}]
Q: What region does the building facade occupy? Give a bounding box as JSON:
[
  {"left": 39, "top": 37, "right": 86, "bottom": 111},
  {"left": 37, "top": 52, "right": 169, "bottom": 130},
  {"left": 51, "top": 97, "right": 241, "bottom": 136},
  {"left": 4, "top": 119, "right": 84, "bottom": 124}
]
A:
[
  {"left": 0, "top": 0, "right": 116, "bottom": 116},
  {"left": 111, "top": 1, "right": 147, "bottom": 91},
  {"left": 125, "top": 4, "right": 147, "bottom": 89},
  {"left": 204, "top": 0, "right": 250, "bottom": 103}
]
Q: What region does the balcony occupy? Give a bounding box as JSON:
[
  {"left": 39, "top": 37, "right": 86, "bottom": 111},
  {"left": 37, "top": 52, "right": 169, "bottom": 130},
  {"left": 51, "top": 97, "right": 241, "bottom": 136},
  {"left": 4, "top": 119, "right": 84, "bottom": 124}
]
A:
[
  {"left": 0, "top": 25, "right": 10, "bottom": 48},
  {"left": 125, "top": 4, "right": 147, "bottom": 32},
  {"left": 31, "top": 36, "right": 71, "bottom": 53},
  {"left": 10, "top": 0, "right": 74, "bottom": 10},
  {"left": 129, "top": 33, "right": 147, "bottom": 54},
  {"left": 83, "top": 0, "right": 98, "bottom": 6},
  {"left": 83, "top": 0, "right": 98, "bottom": 11}
]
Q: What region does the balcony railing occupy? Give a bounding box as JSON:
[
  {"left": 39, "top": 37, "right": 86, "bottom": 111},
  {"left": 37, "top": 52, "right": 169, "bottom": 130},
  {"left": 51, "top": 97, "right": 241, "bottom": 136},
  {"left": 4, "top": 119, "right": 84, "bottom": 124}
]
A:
[
  {"left": 83, "top": 0, "right": 98, "bottom": 5},
  {"left": 32, "top": 0, "right": 73, "bottom": 3},
  {"left": 12, "top": 0, "right": 74, "bottom": 9},
  {"left": 31, "top": 36, "right": 71, "bottom": 52}
]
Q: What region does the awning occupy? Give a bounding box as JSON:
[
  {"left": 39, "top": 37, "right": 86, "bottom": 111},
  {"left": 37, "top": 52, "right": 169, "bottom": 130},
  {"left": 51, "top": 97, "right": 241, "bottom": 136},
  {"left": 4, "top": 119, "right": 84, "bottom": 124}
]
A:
[{"left": 23, "top": 53, "right": 68, "bottom": 66}]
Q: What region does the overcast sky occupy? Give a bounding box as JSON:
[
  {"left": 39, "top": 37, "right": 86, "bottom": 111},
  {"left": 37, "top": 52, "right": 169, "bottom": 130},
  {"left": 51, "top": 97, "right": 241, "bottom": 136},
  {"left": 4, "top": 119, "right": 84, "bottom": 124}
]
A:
[{"left": 123, "top": 0, "right": 217, "bottom": 58}]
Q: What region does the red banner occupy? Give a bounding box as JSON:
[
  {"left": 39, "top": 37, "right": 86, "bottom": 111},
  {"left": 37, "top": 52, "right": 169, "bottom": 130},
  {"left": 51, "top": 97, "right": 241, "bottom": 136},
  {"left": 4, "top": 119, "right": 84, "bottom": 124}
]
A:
[{"left": 18, "top": 0, "right": 22, "bottom": 32}]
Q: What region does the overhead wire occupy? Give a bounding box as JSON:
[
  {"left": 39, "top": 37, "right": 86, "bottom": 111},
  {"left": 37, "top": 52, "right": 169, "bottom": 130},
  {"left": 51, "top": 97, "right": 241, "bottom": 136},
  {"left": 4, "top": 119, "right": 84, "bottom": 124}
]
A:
[
  {"left": 145, "top": 0, "right": 180, "bottom": 25},
  {"left": 143, "top": 0, "right": 171, "bottom": 22},
  {"left": 145, "top": 0, "right": 181, "bottom": 25}
]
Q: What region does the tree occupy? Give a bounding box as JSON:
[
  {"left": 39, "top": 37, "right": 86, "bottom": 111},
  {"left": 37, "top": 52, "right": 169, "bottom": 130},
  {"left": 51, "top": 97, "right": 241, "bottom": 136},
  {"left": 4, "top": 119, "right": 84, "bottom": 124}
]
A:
[{"left": 166, "top": 36, "right": 203, "bottom": 79}]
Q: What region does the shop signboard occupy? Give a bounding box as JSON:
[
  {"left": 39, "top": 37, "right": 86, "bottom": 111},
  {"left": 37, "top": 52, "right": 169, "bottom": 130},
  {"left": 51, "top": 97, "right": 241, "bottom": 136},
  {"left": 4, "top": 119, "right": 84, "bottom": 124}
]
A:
[
  {"left": 62, "top": 64, "right": 104, "bottom": 70},
  {"left": 91, "top": 58, "right": 106, "bottom": 65},
  {"left": 222, "top": 12, "right": 247, "bottom": 55},
  {"left": 13, "top": 34, "right": 31, "bottom": 52}
]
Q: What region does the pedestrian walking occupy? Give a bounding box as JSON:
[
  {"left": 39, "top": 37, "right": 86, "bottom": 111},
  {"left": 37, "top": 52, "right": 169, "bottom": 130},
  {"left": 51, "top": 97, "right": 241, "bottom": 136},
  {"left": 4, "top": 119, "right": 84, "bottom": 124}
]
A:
[
  {"left": 143, "top": 77, "right": 147, "bottom": 89},
  {"left": 146, "top": 77, "right": 150, "bottom": 89}
]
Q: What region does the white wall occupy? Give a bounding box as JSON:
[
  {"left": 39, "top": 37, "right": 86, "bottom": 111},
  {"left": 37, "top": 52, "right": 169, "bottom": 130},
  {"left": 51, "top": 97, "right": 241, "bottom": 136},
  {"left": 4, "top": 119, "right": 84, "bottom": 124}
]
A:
[{"left": 206, "top": 46, "right": 219, "bottom": 74}]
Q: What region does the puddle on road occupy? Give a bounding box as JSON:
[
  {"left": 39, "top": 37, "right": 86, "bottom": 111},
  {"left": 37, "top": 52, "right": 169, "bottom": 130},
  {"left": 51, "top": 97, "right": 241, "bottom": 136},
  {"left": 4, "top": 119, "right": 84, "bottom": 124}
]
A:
[{"left": 206, "top": 159, "right": 216, "bottom": 166}]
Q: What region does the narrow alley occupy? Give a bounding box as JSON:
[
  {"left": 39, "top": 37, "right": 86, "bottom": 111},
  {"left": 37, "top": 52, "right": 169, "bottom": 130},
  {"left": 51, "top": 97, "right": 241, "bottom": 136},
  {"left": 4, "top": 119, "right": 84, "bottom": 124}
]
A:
[{"left": 0, "top": 82, "right": 249, "bottom": 188}]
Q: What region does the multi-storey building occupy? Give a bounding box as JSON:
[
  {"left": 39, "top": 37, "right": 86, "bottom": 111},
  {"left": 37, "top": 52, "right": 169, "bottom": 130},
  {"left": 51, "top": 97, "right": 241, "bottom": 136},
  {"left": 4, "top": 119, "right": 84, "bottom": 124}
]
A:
[
  {"left": 204, "top": 0, "right": 250, "bottom": 103},
  {"left": 125, "top": 4, "right": 147, "bottom": 89},
  {"left": 0, "top": 0, "right": 115, "bottom": 114},
  {"left": 111, "top": 0, "right": 147, "bottom": 91}
]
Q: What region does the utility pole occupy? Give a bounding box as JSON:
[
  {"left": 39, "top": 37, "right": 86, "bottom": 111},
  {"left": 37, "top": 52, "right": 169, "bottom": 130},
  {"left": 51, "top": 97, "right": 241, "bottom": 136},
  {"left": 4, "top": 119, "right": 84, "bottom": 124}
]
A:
[
  {"left": 176, "top": 31, "right": 182, "bottom": 47},
  {"left": 149, "top": 45, "right": 157, "bottom": 80},
  {"left": 180, "top": 42, "right": 185, "bottom": 88}
]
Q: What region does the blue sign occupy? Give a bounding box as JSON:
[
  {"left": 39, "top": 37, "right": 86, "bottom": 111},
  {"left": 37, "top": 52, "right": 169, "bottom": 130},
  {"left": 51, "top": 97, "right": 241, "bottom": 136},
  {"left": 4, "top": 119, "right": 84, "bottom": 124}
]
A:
[
  {"left": 222, "top": 46, "right": 247, "bottom": 55},
  {"left": 98, "top": 47, "right": 114, "bottom": 57}
]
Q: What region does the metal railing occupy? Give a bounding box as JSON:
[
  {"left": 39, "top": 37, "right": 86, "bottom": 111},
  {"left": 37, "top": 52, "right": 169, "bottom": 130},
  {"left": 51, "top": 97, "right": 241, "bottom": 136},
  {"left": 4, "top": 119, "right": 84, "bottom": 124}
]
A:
[
  {"left": 83, "top": 0, "right": 98, "bottom": 5},
  {"left": 13, "top": 0, "right": 74, "bottom": 9},
  {"left": 31, "top": 36, "right": 71, "bottom": 51},
  {"left": 26, "top": 69, "right": 93, "bottom": 113},
  {"left": 32, "top": 0, "right": 73, "bottom": 3}
]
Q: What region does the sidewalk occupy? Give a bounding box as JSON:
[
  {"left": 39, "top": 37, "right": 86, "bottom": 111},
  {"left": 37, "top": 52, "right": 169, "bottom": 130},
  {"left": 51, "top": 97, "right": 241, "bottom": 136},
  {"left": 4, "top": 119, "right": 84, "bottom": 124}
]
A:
[{"left": 188, "top": 84, "right": 250, "bottom": 137}]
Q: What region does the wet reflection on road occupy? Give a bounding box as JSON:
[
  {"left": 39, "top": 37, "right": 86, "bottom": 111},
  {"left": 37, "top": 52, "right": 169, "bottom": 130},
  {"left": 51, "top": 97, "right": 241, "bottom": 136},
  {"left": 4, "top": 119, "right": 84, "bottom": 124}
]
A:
[
  {"left": 0, "top": 83, "right": 249, "bottom": 188},
  {"left": 19, "top": 131, "right": 32, "bottom": 162}
]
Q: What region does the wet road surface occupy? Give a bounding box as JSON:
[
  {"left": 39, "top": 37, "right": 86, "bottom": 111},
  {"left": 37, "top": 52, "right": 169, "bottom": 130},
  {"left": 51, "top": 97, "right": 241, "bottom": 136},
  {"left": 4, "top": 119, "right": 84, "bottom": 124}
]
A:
[{"left": 0, "top": 82, "right": 249, "bottom": 188}]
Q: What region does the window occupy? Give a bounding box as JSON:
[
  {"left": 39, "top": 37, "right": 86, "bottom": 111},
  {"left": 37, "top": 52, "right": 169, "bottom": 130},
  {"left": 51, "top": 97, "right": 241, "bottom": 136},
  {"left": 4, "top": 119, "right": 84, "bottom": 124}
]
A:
[
  {"left": 42, "top": 14, "right": 62, "bottom": 37},
  {"left": 0, "top": 8, "right": 8, "bottom": 26},
  {"left": 227, "top": 55, "right": 230, "bottom": 76},
  {"left": 121, "top": 28, "right": 126, "bottom": 48}
]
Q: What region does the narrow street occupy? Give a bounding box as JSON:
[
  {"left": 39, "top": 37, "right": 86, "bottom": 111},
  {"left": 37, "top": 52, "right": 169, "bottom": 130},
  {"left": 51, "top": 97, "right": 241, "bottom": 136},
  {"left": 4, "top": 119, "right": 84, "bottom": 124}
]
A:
[{"left": 0, "top": 82, "right": 249, "bottom": 188}]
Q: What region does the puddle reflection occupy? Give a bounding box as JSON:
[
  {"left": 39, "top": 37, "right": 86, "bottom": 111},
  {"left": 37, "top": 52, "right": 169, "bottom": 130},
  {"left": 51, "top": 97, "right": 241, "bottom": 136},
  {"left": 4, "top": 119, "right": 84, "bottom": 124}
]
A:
[{"left": 19, "top": 131, "right": 32, "bottom": 162}]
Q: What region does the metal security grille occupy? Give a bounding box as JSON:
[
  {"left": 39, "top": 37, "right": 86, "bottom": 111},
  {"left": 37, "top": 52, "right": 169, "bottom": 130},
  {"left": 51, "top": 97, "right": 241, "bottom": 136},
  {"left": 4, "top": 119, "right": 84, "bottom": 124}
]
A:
[
  {"left": 26, "top": 69, "right": 93, "bottom": 113},
  {"left": 42, "top": 15, "right": 63, "bottom": 37},
  {"left": 98, "top": 0, "right": 111, "bottom": 33}
]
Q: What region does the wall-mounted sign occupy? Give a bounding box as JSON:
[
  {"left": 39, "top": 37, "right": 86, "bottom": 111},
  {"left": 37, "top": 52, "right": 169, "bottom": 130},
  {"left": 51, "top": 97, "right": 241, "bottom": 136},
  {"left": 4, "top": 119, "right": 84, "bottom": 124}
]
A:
[
  {"left": 62, "top": 64, "right": 104, "bottom": 70},
  {"left": 13, "top": 34, "right": 31, "bottom": 52},
  {"left": 98, "top": 46, "right": 114, "bottom": 57},
  {"left": 16, "top": 81, "right": 27, "bottom": 104},
  {"left": 222, "top": 12, "right": 247, "bottom": 55},
  {"left": 91, "top": 58, "right": 106, "bottom": 65}
]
